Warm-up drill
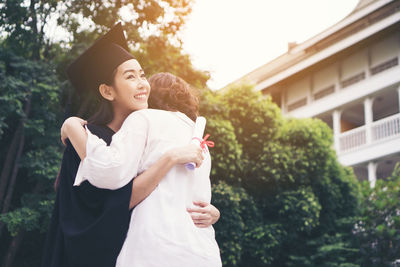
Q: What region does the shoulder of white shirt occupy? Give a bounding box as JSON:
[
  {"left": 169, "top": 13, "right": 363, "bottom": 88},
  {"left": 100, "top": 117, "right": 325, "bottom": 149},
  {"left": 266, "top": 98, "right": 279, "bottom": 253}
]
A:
[{"left": 133, "top": 109, "right": 195, "bottom": 126}]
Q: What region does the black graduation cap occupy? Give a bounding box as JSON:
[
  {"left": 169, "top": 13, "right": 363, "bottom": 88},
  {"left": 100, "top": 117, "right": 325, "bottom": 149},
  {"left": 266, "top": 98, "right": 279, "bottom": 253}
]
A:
[{"left": 65, "top": 22, "right": 134, "bottom": 117}]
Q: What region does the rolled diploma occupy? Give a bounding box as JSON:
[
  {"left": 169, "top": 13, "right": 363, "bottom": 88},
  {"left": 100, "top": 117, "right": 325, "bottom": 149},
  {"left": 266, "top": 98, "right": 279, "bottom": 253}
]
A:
[{"left": 185, "top": 116, "right": 206, "bottom": 170}]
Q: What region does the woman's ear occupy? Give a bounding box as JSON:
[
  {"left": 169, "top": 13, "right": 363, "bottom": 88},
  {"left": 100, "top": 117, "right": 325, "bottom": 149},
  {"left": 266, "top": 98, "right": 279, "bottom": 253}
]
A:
[{"left": 99, "top": 84, "right": 115, "bottom": 101}]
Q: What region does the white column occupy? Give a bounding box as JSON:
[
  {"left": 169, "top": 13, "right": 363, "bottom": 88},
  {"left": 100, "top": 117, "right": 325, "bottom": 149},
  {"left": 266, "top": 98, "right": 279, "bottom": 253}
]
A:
[
  {"left": 366, "top": 47, "right": 371, "bottom": 79},
  {"left": 368, "top": 161, "right": 377, "bottom": 188},
  {"left": 364, "top": 97, "right": 374, "bottom": 144},
  {"left": 397, "top": 86, "right": 400, "bottom": 113},
  {"left": 332, "top": 110, "right": 342, "bottom": 153}
]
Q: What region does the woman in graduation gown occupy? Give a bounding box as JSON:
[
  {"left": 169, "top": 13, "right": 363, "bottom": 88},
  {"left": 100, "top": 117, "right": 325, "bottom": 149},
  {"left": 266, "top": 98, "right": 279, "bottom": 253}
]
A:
[
  {"left": 41, "top": 23, "right": 219, "bottom": 267},
  {"left": 61, "top": 72, "right": 222, "bottom": 266}
]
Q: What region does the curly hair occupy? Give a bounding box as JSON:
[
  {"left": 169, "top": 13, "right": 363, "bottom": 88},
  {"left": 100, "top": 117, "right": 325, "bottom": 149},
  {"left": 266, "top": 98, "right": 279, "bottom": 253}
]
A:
[{"left": 148, "top": 72, "right": 199, "bottom": 122}]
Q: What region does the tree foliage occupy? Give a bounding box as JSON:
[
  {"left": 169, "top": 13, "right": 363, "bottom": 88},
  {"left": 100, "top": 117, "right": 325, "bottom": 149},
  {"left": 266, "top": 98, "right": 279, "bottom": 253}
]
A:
[
  {"left": 0, "top": 44, "right": 62, "bottom": 267},
  {"left": 201, "top": 84, "right": 361, "bottom": 266},
  {"left": 355, "top": 165, "right": 400, "bottom": 266}
]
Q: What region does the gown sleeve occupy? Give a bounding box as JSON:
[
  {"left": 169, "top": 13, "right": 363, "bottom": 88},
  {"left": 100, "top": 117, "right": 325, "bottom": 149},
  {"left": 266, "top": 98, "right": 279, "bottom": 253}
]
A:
[{"left": 74, "top": 111, "right": 149, "bottom": 190}]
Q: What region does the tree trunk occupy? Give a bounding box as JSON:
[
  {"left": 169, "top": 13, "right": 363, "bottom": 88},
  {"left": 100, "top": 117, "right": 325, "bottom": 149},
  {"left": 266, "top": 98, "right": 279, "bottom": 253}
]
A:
[
  {"left": 0, "top": 181, "right": 43, "bottom": 267},
  {"left": 0, "top": 130, "right": 25, "bottom": 239},
  {"left": 1, "top": 231, "right": 25, "bottom": 267},
  {"left": 0, "top": 125, "right": 23, "bottom": 209},
  {"left": 0, "top": 94, "right": 31, "bottom": 240}
]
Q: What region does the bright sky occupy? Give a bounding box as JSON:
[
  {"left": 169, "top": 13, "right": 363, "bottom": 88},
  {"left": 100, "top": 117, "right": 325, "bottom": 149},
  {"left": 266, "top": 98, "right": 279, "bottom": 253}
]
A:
[{"left": 181, "top": 0, "right": 360, "bottom": 90}]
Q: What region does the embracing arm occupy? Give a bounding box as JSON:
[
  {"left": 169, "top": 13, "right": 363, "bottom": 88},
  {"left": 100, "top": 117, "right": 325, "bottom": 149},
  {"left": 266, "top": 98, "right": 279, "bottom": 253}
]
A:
[
  {"left": 62, "top": 115, "right": 204, "bottom": 193},
  {"left": 63, "top": 112, "right": 149, "bottom": 190},
  {"left": 129, "top": 144, "right": 203, "bottom": 209},
  {"left": 61, "top": 117, "right": 88, "bottom": 160}
]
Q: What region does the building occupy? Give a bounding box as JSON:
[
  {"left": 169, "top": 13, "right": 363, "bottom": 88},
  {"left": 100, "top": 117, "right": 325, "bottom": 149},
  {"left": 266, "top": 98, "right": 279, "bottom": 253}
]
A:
[{"left": 233, "top": 0, "right": 400, "bottom": 186}]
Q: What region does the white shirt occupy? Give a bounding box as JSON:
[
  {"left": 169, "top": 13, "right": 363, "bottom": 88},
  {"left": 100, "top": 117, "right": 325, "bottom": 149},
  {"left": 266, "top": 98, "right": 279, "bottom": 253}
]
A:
[{"left": 75, "top": 109, "right": 221, "bottom": 267}]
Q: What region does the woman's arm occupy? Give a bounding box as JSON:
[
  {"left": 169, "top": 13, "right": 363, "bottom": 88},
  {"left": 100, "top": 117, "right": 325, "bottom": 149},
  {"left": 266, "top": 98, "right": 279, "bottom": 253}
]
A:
[
  {"left": 61, "top": 117, "right": 88, "bottom": 159},
  {"left": 62, "top": 114, "right": 204, "bottom": 191},
  {"left": 64, "top": 112, "right": 149, "bottom": 189},
  {"left": 128, "top": 144, "right": 204, "bottom": 209},
  {"left": 62, "top": 118, "right": 204, "bottom": 208}
]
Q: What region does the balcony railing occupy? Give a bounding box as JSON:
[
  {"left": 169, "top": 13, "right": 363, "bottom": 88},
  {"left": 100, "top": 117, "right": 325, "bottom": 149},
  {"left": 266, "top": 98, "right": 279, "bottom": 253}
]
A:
[
  {"left": 372, "top": 113, "right": 400, "bottom": 141},
  {"left": 339, "top": 113, "right": 400, "bottom": 153},
  {"left": 339, "top": 125, "right": 366, "bottom": 152}
]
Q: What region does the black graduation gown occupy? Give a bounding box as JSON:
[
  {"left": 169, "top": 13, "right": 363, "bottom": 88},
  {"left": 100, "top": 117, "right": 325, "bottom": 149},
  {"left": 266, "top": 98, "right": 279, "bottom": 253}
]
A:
[{"left": 41, "top": 124, "right": 133, "bottom": 267}]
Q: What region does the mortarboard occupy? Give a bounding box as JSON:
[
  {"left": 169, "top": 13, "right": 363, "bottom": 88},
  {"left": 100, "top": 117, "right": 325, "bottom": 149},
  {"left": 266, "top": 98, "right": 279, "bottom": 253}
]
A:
[{"left": 66, "top": 22, "right": 134, "bottom": 99}]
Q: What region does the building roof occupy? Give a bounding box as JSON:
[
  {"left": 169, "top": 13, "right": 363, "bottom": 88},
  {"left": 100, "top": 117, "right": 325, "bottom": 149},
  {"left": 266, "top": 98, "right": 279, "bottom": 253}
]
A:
[
  {"left": 351, "top": 0, "right": 379, "bottom": 14},
  {"left": 229, "top": 0, "right": 397, "bottom": 91}
]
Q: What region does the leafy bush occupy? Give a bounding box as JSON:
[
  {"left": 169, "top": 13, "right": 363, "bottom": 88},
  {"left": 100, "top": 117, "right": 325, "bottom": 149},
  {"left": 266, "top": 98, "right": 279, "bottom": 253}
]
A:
[
  {"left": 355, "top": 164, "right": 400, "bottom": 266},
  {"left": 203, "top": 84, "right": 361, "bottom": 266}
]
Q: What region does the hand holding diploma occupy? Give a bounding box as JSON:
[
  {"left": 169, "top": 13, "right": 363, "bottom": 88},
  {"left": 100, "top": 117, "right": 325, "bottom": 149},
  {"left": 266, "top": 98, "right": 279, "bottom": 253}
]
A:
[{"left": 185, "top": 117, "right": 214, "bottom": 170}]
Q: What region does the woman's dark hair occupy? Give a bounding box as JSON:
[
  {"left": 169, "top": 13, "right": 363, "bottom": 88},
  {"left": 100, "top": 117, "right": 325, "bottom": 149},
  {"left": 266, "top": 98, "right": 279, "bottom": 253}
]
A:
[
  {"left": 86, "top": 69, "right": 117, "bottom": 126},
  {"left": 148, "top": 72, "right": 199, "bottom": 122}
]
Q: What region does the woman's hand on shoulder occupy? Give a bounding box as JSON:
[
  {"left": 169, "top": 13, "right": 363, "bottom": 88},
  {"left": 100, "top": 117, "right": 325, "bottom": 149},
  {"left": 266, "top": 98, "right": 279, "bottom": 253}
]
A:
[
  {"left": 60, "top": 117, "right": 87, "bottom": 146},
  {"left": 166, "top": 144, "right": 204, "bottom": 167},
  {"left": 187, "top": 201, "right": 220, "bottom": 228}
]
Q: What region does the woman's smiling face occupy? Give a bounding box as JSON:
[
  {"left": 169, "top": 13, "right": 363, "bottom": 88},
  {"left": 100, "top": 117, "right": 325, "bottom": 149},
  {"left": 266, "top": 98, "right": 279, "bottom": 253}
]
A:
[{"left": 112, "top": 59, "right": 151, "bottom": 114}]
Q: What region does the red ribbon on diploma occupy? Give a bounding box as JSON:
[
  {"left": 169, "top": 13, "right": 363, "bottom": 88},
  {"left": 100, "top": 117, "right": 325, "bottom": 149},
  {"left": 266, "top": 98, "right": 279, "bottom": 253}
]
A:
[{"left": 193, "top": 134, "right": 215, "bottom": 152}]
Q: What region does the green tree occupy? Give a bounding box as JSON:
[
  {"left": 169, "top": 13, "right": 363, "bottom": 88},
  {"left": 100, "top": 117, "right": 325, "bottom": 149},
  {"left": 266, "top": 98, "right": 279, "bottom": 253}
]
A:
[
  {"left": 0, "top": 45, "right": 62, "bottom": 267},
  {"left": 355, "top": 165, "right": 400, "bottom": 266},
  {"left": 201, "top": 83, "right": 361, "bottom": 267}
]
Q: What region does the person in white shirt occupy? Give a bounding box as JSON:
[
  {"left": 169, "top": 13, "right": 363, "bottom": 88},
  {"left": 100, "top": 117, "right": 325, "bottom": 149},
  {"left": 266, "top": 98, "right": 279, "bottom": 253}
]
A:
[{"left": 62, "top": 72, "right": 222, "bottom": 266}]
